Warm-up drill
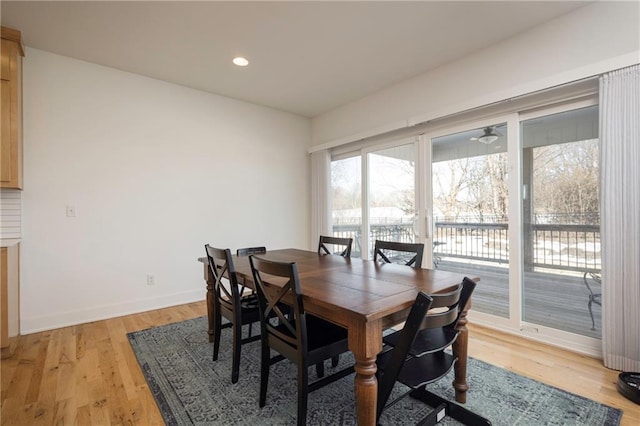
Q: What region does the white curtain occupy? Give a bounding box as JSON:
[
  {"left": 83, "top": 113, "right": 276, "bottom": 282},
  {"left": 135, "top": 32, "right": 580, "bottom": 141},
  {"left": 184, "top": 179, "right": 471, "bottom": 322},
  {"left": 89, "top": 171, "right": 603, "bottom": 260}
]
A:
[
  {"left": 310, "top": 150, "right": 332, "bottom": 250},
  {"left": 600, "top": 64, "right": 640, "bottom": 372}
]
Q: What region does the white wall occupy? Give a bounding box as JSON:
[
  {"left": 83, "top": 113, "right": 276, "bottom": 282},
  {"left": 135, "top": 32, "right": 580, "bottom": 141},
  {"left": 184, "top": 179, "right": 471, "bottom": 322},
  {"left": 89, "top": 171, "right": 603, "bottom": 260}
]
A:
[
  {"left": 311, "top": 1, "right": 640, "bottom": 147},
  {"left": 21, "top": 48, "right": 311, "bottom": 333}
]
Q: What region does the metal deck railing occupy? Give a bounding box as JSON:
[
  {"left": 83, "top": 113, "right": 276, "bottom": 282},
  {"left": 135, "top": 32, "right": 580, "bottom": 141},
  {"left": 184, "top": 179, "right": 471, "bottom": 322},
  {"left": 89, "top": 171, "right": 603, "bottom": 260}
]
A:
[{"left": 333, "top": 214, "right": 600, "bottom": 273}]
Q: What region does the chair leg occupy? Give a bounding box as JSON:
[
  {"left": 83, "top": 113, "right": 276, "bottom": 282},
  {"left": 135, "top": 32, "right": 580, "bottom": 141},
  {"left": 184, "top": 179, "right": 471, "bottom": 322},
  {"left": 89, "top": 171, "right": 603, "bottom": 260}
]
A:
[
  {"left": 588, "top": 298, "right": 596, "bottom": 330},
  {"left": 212, "top": 313, "right": 222, "bottom": 361},
  {"left": 259, "top": 341, "right": 270, "bottom": 408},
  {"left": 298, "top": 362, "right": 309, "bottom": 426},
  {"left": 231, "top": 322, "right": 241, "bottom": 384},
  {"left": 315, "top": 361, "right": 325, "bottom": 378},
  {"left": 331, "top": 355, "right": 339, "bottom": 367}
]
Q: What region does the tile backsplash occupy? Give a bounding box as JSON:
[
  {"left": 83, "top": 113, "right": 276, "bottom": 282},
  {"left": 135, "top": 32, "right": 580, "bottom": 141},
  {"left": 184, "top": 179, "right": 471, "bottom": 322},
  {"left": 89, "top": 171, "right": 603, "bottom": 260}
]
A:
[{"left": 0, "top": 189, "right": 21, "bottom": 239}]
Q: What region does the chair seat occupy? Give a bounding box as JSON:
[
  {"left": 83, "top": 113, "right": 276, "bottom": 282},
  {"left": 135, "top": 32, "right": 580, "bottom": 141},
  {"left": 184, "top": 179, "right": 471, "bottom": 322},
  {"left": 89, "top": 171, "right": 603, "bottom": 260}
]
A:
[
  {"left": 270, "top": 314, "right": 348, "bottom": 354},
  {"left": 378, "top": 349, "right": 457, "bottom": 390},
  {"left": 306, "top": 315, "right": 349, "bottom": 352},
  {"left": 240, "top": 293, "right": 260, "bottom": 310},
  {"left": 384, "top": 327, "right": 459, "bottom": 357}
]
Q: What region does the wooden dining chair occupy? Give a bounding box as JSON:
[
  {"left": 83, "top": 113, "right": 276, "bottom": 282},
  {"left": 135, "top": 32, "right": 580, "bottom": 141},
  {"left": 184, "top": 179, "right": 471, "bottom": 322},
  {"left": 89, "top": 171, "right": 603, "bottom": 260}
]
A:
[
  {"left": 249, "top": 255, "right": 354, "bottom": 426},
  {"left": 317, "top": 235, "right": 353, "bottom": 257},
  {"left": 373, "top": 240, "right": 425, "bottom": 268},
  {"left": 317, "top": 236, "right": 352, "bottom": 368},
  {"left": 204, "top": 244, "right": 262, "bottom": 384},
  {"left": 376, "top": 277, "right": 490, "bottom": 425}
]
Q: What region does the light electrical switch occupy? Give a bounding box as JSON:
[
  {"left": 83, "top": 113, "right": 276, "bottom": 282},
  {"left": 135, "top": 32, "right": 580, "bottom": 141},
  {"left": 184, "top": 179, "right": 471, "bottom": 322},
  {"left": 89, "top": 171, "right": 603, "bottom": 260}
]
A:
[{"left": 66, "top": 205, "right": 77, "bottom": 217}]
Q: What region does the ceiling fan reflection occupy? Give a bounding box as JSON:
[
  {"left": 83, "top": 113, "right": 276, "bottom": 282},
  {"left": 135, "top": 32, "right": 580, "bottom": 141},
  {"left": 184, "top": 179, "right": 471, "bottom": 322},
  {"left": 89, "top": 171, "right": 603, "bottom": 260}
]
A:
[{"left": 470, "top": 126, "right": 502, "bottom": 144}]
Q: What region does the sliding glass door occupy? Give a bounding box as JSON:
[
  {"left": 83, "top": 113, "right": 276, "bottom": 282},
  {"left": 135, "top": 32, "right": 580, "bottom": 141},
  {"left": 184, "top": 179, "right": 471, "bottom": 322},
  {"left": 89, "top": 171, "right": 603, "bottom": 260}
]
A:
[
  {"left": 327, "top": 97, "right": 601, "bottom": 353},
  {"left": 430, "top": 122, "right": 510, "bottom": 317},
  {"left": 521, "top": 105, "right": 600, "bottom": 338}
]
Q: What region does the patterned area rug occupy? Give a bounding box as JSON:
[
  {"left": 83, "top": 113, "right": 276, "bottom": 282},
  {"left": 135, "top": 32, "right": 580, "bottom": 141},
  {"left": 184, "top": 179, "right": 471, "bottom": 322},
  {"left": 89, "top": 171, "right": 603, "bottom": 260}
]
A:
[{"left": 127, "top": 317, "right": 622, "bottom": 425}]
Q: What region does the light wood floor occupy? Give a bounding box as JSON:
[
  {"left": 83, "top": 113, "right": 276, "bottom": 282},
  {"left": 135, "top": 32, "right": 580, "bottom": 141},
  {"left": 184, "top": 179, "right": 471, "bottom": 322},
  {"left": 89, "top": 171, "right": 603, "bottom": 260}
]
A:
[{"left": 1, "top": 301, "right": 638, "bottom": 425}]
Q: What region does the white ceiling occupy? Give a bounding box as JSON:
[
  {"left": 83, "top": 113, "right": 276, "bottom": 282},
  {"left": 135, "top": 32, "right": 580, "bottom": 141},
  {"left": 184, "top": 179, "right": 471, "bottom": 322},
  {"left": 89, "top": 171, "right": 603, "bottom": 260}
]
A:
[{"left": 1, "top": 1, "right": 590, "bottom": 118}]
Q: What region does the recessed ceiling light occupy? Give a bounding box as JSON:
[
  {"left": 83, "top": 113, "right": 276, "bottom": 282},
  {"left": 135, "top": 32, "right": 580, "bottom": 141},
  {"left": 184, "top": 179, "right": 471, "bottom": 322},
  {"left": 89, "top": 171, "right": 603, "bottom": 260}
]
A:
[{"left": 233, "top": 57, "right": 249, "bottom": 67}]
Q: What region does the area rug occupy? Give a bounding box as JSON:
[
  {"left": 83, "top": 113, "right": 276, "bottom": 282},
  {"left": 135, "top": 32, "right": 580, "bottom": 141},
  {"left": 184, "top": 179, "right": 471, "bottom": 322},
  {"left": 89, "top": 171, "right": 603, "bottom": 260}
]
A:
[{"left": 127, "top": 317, "right": 622, "bottom": 425}]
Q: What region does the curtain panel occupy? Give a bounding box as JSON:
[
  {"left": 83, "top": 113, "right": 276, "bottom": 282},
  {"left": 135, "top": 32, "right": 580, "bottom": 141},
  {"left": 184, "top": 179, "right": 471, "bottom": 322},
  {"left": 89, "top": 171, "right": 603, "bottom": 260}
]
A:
[
  {"left": 600, "top": 64, "right": 640, "bottom": 372},
  {"left": 310, "top": 150, "right": 332, "bottom": 250}
]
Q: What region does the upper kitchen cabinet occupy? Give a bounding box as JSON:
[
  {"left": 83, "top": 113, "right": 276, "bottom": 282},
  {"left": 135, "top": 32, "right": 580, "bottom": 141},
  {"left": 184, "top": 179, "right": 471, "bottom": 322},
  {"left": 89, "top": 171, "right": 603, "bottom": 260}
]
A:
[{"left": 1, "top": 27, "right": 24, "bottom": 189}]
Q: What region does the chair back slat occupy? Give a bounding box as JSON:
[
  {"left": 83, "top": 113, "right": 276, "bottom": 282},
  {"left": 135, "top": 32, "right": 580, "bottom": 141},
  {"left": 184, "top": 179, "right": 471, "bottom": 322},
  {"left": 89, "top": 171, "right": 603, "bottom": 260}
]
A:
[
  {"left": 415, "top": 278, "right": 474, "bottom": 331},
  {"left": 418, "top": 307, "right": 459, "bottom": 330},
  {"left": 237, "top": 246, "right": 267, "bottom": 256},
  {"left": 373, "top": 240, "right": 425, "bottom": 268}
]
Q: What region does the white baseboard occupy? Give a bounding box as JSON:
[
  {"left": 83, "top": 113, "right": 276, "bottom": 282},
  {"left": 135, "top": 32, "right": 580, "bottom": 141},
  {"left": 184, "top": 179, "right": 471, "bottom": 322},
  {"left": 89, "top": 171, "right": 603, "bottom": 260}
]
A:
[{"left": 20, "top": 290, "right": 204, "bottom": 335}]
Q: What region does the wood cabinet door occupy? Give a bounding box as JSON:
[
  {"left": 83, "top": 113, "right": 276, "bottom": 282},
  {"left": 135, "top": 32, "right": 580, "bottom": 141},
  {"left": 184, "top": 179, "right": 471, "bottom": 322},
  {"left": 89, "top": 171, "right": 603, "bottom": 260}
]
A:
[
  {"left": 0, "top": 39, "right": 19, "bottom": 187},
  {"left": 0, "top": 79, "right": 12, "bottom": 183},
  {"left": 0, "top": 39, "right": 11, "bottom": 80}
]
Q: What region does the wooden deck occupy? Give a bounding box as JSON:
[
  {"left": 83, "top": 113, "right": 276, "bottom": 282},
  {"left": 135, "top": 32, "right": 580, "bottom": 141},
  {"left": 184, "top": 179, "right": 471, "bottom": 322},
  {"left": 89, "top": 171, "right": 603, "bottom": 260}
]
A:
[{"left": 437, "top": 260, "right": 602, "bottom": 339}]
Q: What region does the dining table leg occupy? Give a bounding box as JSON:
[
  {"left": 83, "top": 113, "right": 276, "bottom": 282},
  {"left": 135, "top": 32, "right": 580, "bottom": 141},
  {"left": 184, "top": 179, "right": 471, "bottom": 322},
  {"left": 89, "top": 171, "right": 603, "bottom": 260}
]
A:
[
  {"left": 452, "top": 299, "right": 471, "bottom": 403},
  {"left": 201, "top": 261, "right": 215, "bottom": 343},
  {"left": 349, "top": 320, "right": 383, "bottom": 426}
]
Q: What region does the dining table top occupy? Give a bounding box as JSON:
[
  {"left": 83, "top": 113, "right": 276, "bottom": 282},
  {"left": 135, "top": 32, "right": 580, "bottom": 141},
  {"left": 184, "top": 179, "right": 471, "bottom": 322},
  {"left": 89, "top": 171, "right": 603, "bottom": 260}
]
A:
[{"left": 229, "top": 248, "right": 473, "bottom": 327}]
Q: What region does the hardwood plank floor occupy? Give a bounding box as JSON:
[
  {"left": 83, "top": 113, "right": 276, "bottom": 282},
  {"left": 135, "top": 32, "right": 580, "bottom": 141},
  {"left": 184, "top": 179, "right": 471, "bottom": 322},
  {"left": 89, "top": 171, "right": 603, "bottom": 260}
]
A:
[{"left": 1, "top": 301, "right": 637, "bottom": 425}]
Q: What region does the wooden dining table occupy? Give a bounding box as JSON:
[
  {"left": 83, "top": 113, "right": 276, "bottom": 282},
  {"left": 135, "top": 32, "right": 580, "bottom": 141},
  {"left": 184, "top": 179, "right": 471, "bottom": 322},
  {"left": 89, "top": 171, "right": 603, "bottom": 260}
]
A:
[{"left": 198, "top": 248, "right": 476, "bottom": 425}]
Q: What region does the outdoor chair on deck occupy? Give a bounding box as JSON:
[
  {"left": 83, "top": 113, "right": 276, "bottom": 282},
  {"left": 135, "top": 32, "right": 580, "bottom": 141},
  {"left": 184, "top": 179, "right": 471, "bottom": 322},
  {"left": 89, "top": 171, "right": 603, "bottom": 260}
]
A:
[
  {"left": 373, "top": 240, "right": 425, "bottom": 268},
  {"left": 432, "top": 241, "right": 445, "bottom": 269},
  {"left": 317, "top": 235, "right": 353, "bottom": 257},
  {"left": 376, "top": 277, "right": 490, "bottom": 425},
  {"left": 250, "top": 255, "right": 354, "bottom": 426},
  {"left": 204, "top": 244, "right": 263, "bottom": 384},
  {"left": 583, "top": 272, "right": 602, "bottom": 330}
]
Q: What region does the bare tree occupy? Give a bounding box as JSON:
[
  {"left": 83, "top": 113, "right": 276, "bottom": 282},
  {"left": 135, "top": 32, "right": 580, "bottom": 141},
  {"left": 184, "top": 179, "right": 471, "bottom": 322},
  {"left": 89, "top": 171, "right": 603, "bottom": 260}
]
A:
[{"left": 533, "top": 140, "right": 599, "bottom": 223}]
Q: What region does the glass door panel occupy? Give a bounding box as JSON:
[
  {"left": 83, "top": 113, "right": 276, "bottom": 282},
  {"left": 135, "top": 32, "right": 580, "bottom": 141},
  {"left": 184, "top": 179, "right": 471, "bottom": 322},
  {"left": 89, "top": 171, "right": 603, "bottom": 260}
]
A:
[
  {"left": 367, "top": 144, "right": 416, "bottom": 260},
  {"left": 431, "top": 123, "right": 509, "bottom": 317},
  {"left": 331, "top": 156, "right": 362, "bottom": 257},
  {"left": 521, "top": 105, "right": 600, "bottom": 338}
]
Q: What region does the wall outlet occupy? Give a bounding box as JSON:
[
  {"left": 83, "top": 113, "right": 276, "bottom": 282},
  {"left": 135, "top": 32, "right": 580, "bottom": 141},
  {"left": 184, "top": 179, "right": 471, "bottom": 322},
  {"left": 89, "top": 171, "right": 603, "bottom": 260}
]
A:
[
  {"left": 146, "top": 274, "right": 155, "bottom": 285},
  {"left": 66, "top": 205, "right": 77, "bottom": 217}
]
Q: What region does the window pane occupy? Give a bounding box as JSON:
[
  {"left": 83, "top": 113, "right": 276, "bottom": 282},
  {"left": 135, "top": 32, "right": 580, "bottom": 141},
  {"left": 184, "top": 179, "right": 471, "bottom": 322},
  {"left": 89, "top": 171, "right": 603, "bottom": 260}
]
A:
[
  {"left": 368, "top": 144, "right": 416, "bottom": 260},
  {"left": 331, "top": 156, "right": 362, "bottom": 257},
  {"left": 432, "top": 124, "right": 509, "bottom": 318}
]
